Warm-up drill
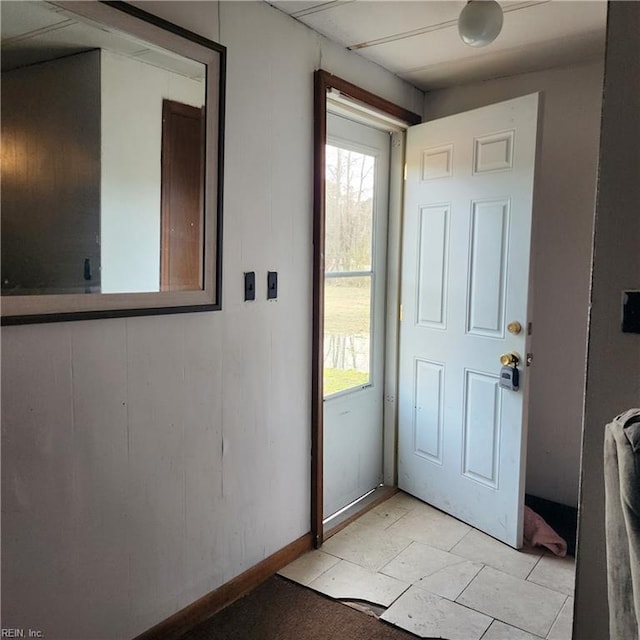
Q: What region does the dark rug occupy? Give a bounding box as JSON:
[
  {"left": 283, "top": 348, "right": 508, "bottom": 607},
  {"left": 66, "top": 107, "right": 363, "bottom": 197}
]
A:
[{"left": 178, "top": 575, "right": 421, "bottom": 640}]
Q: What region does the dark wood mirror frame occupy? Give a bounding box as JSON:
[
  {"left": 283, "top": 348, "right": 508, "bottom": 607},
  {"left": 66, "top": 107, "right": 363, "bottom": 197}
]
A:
[{"left": 1, "top": 1, "right": 225, "bottom": 325}]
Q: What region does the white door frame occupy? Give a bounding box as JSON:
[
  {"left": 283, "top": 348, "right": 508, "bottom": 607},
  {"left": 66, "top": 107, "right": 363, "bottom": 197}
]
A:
[
  {"left": 322, "top": 111, "right": 391, "bottom": 521},
  {"left": 311, "top": 69, "right": 421, "bottom": 547}
]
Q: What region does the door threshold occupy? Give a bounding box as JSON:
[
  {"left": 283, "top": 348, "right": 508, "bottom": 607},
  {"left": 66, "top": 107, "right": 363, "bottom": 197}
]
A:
[{"left": 323, "top": 485, "right": 397, "bottom": 541}]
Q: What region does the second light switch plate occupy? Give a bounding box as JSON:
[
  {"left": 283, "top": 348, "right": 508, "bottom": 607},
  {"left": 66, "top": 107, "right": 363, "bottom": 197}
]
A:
[{"left": 267, "top": 271, "right": 278, "bottom": 300}]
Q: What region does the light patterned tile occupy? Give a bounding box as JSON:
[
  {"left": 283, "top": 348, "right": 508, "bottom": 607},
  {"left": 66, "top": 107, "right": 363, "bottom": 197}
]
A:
[
  {"left": 482, "top": 620, "right": 544, "bottom": 640},
  {"left": 381, "top": 585, "right": 492, "bottom": 640},
  {"left": 308, "top": 560, "right": 410, "bottom": 607},
  {"left": 382, "top": 491, "right": 425, "bottom": 512},
  {"left": 548, "top": 597, "right": 574, "bottom": 640},
  {"left": 457, "top": 567, "right": 566, "bottom": 637},
  {"left": 321, "top": 521, "right": 412, "bottom": 571},
  {"left": 381, "top": 541, "right": 464, "bottom": 583},
  {"left": 386, "top": 502, "right": 471, "bottom": 551},
  {"left": 416, "top": 559, "right": 483, "bottom": 600},
  {"left": 450, "top": 529, "right": 542, "bottom": 578},
  {"left": 277, "top": 550, "right": 340, "bottom": 586},
  {"left": 355, "top": 502, "right": 410, "bottom": 530},
  {"left": 527, "top": 553, "right": 575, "bottom": 596}
]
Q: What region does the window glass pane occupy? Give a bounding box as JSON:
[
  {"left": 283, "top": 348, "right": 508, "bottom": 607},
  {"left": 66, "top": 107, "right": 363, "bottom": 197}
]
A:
[
  {"left": 323, "top": 276, "right": 372, "bottom": 396},
  {"left": 325, "top": 145, "right": 375, "bottom": 273}
]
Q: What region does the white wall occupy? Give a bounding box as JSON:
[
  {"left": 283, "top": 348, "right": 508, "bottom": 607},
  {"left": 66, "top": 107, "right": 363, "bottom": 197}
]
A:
[
  {"left": 0, "top": 2, "right": 422, "bottom": 638},
  {"left": 574, "top": 3, "right": 640, "bottom": 638},
  {"left": 422, "top": 61, "right": 604, "bottom": 507},
  {"left": 100, "top": 50, "right": 204, "bottom": 293}
]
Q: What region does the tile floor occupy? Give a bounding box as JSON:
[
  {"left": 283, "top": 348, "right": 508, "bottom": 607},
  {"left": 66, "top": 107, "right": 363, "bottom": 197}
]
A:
[{"left": 279, "top": 492, "right": 575, "bottom": 640}]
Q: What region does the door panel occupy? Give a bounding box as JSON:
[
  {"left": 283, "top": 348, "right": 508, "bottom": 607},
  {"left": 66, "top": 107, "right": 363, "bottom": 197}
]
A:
[
  {"left": 160, "top": 99, "right": 204, "bottom": 291},
  {"left": 416, "top": 204, "right": 449, "bottom": 328},
  {"left": 414, "top": 359, "right": 444, "bottom": 464},
  {"left": 323, "top": 112, "right": 390, "bottom": 521},
  {"left": 467, "top": 199, "right": 509, "bottom": 336},
  {"left": 398, "top": 94, "right": 539, "bottom": 547},
  {"left": 462, "top": 370, "right": 501, "bottom": 488}
]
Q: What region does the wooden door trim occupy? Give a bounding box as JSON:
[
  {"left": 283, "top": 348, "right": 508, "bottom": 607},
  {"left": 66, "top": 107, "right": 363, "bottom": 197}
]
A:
[
  {"left": 311, "top": 70, "right": 420, "bottom": 547},
  {"left": 160, "top": 99, "right": 205, "bottom": 291}
]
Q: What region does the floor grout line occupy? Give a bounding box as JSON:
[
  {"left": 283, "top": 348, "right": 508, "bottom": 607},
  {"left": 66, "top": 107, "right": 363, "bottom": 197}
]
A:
[
  {"left": 452, "top": 524, "right": 474, "bottom": 550},
  {"left": 453, "top": 561, "right": 486, "bottom": 599},
  {"left": 524, "top": 549, "right": 546, "bottom": 580},
  {"left": 445, "top": 595, "right": 495, "bottom": 620},
  {"left": 454, "top": 563, "right": 488, "bottom": 604},
  {"left": 479, "top": 609, "right": 550, "bottom": 639},
  {"left": 478, "top": 619, "right": 497, "bottom": 640},
  {"left": 382, "top": 581, "right": 412, "bottom": 611},
  {"left": 544, "top": 593, "right": 569, "bottom": 640}
]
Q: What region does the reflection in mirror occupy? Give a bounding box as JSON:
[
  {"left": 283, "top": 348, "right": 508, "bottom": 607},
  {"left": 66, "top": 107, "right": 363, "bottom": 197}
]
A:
[{"left": 0, "top": 1, "right": 224, "bottom": 323}]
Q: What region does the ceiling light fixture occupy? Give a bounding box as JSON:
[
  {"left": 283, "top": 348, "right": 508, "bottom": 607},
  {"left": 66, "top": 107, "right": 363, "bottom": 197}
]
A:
[{"left": 458, "top": 0, "right": 504, "bottom": 48}]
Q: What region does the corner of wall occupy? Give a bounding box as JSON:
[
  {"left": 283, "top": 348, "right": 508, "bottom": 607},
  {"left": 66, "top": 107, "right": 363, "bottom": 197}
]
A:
[{"left": 574, "top": 2, "right": 640, "bottom": 638}]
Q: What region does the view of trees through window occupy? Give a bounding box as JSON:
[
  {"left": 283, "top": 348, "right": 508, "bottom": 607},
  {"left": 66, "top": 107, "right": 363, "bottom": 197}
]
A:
[{"left": 324, "top": 144, "right": 376, "bottom": 396}]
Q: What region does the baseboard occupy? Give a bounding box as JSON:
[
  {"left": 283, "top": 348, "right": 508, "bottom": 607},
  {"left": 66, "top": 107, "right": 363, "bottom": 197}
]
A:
[{"left": 134, "top": 532, "right": 313, "bottom": 640}]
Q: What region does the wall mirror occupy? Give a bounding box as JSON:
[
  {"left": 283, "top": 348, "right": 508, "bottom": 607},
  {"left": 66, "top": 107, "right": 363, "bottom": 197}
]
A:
[{"left": 1, "top": 1, "right": 225, "bottom": 325}]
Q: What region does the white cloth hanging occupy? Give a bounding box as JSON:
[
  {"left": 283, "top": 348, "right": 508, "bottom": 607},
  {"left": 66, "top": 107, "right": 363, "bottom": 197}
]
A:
[{"left": 604, "top": 408, "right": 640, "bottom": 640}]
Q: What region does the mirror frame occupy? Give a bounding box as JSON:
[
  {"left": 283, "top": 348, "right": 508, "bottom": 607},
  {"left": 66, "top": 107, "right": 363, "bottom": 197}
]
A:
[{"left": 1, "top": 0, "right": 225, "bottom": 325}]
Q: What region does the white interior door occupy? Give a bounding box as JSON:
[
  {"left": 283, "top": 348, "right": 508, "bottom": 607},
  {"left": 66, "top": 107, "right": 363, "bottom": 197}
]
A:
[
  {"left": 323, "top": 112, "right": 390, "bottom": 521},
  {"left": 398, "top": 94, "right": 539, "bottom": 547}
]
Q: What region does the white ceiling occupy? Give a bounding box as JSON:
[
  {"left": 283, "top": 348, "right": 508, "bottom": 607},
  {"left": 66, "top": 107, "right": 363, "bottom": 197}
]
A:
[
  {"left": 0, "top": 1, "right": 204, "bottom": 79},
  {"left": 268, "top": 0, "right": 607, "bottom": 90}
]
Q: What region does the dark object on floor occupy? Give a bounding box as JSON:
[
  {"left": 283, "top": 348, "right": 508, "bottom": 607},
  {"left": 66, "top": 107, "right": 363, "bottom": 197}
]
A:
[
  {"left": 177, "top": 575, "right": 421, "bottom": 640},
  {"left": 525, "top": 494, "right": 578, "bottom": 556}
]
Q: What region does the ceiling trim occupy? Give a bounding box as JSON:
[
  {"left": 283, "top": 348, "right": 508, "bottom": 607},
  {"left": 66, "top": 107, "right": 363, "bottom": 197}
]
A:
[
  {"left": 1, "top": 18, "right": 74, "bottom": 47},
  {"left": 348, "top": 0, "right": 550, "bottom": 51},
  {"left": 290, "top": 0, "right": 355, "bottom": 19}
]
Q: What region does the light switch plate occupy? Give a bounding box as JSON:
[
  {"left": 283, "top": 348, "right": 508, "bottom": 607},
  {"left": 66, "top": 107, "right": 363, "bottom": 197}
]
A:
[
  {"left": 622, "top": 290, "right": 640, "bottom": 333},
  {"left": 244, "top": 272, "right": 255, "bottom": 301},
  {"left": 267, "top": 271, "right": 277, "bottom": 300}
]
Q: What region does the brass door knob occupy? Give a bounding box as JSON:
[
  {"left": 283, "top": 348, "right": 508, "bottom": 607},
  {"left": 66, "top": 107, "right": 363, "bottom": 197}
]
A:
[
  {"left": 500, "top": 352, "right": 520, "bottom": 367},
  {"left": 507, "top": 321, "right": 522, "bottom": 335}
]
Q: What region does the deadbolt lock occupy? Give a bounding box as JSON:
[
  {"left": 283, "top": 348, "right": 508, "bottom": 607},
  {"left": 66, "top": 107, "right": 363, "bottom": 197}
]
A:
[
  {"left": 507, "top": 321, "right": 522, "bottom": 335},
  {"left": 500, "top": 352, "right": 521, "bottom": 367}
]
